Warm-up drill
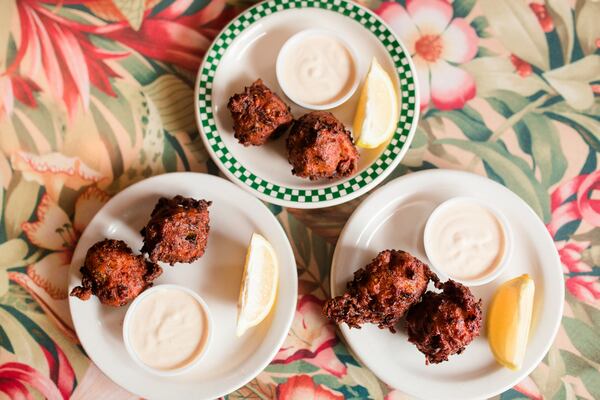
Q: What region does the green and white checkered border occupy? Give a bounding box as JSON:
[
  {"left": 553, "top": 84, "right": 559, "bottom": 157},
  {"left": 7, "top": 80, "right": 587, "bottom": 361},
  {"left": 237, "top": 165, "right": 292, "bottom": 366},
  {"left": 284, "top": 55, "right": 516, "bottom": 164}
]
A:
[{"left": 197, "top": 0, "right": 417, "bottom": 204}]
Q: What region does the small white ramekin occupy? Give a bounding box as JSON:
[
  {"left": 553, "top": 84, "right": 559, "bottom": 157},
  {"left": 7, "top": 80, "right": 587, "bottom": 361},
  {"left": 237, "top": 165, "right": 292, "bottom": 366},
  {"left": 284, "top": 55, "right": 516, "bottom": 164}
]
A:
[
  {"left": 122, "top": 284, "right": 213, "bottom": 376},
  {"left": 275, "top": 29, "right": 360, "bottom": 110},
  {"left": 423, "top": 197, "right": 513, "bottom": 287}
]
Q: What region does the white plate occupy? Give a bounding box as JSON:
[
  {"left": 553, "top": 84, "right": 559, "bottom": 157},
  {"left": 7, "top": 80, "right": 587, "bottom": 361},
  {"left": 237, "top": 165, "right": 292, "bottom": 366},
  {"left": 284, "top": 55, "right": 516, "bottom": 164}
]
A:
[
  {"left": 68, "top": 173, "right": 297, "bottom": 399},
  {"left": 195, "top": 0, "right": 420, "bottom": 209},
  {"left": 330, "top": 170, "right": 563, "bottom": 400}
]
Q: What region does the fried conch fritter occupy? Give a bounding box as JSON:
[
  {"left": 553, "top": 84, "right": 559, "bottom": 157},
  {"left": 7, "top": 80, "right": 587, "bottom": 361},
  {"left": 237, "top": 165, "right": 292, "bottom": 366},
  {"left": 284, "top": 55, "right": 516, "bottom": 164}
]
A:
[
  {"left": 406, "top": 280, "right": 483, "bottom": 364},
  {"left": 70, "top": 239, "right": 162, "bottom": 307},
  {"left": 287, "top": 111, "right": 359, "bottom": 180},
  {"left": 140, "top": 195, "right": 211, "bottom": 265},
  {"left": 324, "top": 250, "right": 438, "bottom": 332},
  {"left": 227, "top": 79, "right": 293, "bottom": 146}
]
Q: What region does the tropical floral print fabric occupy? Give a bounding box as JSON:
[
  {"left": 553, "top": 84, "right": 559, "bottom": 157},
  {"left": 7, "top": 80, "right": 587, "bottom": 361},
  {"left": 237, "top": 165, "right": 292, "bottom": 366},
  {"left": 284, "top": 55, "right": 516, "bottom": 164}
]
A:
[{"left": 0, "top": 0, "right": 598, "bottom": 398}]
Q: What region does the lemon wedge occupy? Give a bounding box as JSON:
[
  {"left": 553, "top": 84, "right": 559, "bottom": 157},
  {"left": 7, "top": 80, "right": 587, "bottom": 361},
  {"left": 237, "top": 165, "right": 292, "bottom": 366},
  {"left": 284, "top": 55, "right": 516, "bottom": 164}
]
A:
[
  {"left": 353, "top": 58, "right": 398, "bottom": 149},
  {"left": 487, "top": 274, "right": 535, "bottom": 370},
  {"left": 236, "top": 233, "right": 279, "bottom": 337}
]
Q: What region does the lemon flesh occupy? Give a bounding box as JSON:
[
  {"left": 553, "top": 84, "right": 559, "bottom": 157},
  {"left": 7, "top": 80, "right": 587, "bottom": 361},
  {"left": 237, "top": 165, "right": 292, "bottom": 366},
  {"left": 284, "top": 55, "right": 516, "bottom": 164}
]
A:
[
  {"left": 353, "top": 58, "right": 398, "bottom": 149},
  {"left": 487, "top": 274, "right": 535, "bottom": 370},
  {"left": 236, "top": 233, "right": 279, "bottom": 337}
]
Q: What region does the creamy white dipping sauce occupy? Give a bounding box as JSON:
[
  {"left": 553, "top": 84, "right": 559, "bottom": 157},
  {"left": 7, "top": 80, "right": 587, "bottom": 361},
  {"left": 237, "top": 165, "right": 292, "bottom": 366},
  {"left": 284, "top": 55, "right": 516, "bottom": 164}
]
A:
[
  {"left": 129, "top": 288, "right": 209, "bottom": 371},
  {"left": 427, "top": 202, "right": 506, "bottom": 281},
  {"left": 280, "top": 34, "right": 355, "bottom": 106}
]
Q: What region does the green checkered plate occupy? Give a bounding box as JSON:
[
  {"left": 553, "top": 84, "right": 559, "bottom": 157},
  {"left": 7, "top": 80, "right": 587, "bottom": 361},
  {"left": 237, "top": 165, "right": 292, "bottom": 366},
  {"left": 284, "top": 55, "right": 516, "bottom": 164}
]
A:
[{"left": 194, "top": 0, "right": 419, "bottom": 209}]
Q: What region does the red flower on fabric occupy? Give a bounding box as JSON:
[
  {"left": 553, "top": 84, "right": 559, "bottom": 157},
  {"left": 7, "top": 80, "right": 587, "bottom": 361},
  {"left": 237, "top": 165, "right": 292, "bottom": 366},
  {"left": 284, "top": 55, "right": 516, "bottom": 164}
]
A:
[
  {"left": 567, "top": 276, "right": 600, "bottom": 303},
  {"left": 529, "top": 3, "right": 554, "bottom": 33},
  {"left": 4, "top": 0, "right": 236, "bottom": 118},
  {"left": 555, "top": 242, "right": 600, "bottom": 301},
  {"left": 376, "top": 0, "right": 478, "bottom": 110},
  {"left": 513, "top": 376, "right": 542, "bottom": 400},
  {"left": 0, "top": 362, "right": 62, "bottom": 400},
  {"left": 547, "top": 171, "right": 600, "bottom": 237},
  {"left": 9, "top": 0, "right": 129, "bottom": 117},
  {"left": 273, "top": 295, "right": 346, "bottom": 377},
  {"left": 558, "top": 242, "right": 590, "bottom": 274},
  {"left": 0, "top": 340, "right": 75, "bottom": 400},
  {"left": 547, "top": 170, "right": 600, "bottom": 303},
  {"left": 0, "top": 75, "right": 41, "bottom": 117},
  {"left": 510, "top": 55, "right": 533, "bottom": 77},
  {"left": 276, "top": 375, "right": 344, "bottom": 400},
  {"left": 99, "top": 0, "right": 237, "bottom": 71}
]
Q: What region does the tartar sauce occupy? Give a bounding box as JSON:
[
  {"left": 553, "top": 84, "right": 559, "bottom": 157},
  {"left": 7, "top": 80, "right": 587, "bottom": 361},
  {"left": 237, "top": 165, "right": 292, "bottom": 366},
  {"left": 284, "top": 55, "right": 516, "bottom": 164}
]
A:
[
  {"left": 280, "top": 34, "right": 355, "bottom": 106},
  {"left": 128, "top": 288, "right": 209, "bottom": 371},
  {"left": 426, "top": 201, "right": 506, "bottom": 281}
]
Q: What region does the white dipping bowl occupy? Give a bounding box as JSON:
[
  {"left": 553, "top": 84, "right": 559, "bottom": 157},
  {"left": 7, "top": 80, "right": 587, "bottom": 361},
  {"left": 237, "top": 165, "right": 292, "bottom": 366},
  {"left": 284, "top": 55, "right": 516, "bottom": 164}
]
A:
[
  {"left": 423, "top": 197, "right": 513, "bottom": 287},
  {"left": 276, "top": 29, "right": 360, "bottom": 110},
  {"left": 123, "top": 284, "right": 213, "bottom": 377}
]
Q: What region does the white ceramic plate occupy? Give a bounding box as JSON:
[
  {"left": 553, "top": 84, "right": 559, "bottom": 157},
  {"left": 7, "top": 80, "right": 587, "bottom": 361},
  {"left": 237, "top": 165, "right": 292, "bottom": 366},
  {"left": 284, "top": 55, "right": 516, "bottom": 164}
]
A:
[
  {"left": 330, "top": 170, "right": 564, "bottom": 400},
  {"left": 195, "top": 0, "right": 419, "bottom": 209},
  {"left": 68, "top": 173, "right": 297, "bottom": 399}
]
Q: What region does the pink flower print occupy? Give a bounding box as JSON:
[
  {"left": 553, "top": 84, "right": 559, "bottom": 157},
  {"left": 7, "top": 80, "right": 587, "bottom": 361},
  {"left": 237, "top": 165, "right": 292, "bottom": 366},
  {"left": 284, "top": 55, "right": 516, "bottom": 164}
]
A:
[
  {"left": 276, "top": 375, "right": 344, "bottom": 400},
  {"left": 547, "top": 171, "right": 600, "bottom": 238},
  {"left": 274, "top": 294, "right": 346, "bottom": 377},
  {"left": 510, "top": 55, "right": 533, "bottom": 77},
  {"left": 566, "top": 276, "right": 600, "bottom": 303},
  {"left": 376, "top": 0, "right": 478, "bottom": 110},
  {"left": 530, "top": 3, "right": 554, "bottom": 33}
]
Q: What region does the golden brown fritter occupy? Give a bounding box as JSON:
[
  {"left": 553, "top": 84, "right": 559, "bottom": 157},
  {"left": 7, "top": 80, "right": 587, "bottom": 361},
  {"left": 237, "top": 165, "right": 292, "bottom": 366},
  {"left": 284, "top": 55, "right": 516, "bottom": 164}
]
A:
[
  {"left": 324, "top": 250, "right": 438, "bottom": 332},
  {"left": 70, "top": 239, "right": 162, "bottom": 307},
  {"left": 140, "top": 195, "right": 211, "bottom": 265},
  {"left": 227, "top": 79, "right": 293, "bottom": 146},
  {"left": 287, "top": 111, "right": 359, "bottom": 180},
  {"left": 406, "top": 280, "right": 482, "bottom": 364}
]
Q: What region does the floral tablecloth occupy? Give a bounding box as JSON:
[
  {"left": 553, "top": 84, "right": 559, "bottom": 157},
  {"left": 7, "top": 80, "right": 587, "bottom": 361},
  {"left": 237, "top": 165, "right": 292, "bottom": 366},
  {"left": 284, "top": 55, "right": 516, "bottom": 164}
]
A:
[{"left": 0, "top": 0, "right": 598, "bottom": 398}]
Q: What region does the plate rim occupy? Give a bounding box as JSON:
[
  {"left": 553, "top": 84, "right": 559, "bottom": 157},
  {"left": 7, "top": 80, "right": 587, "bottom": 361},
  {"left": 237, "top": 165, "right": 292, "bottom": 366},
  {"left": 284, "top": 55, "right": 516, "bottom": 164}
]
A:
[
  {"left": 329, "top": 169, "right": 565, "bottom": 400},
  {"left": 193, "top": 0, "right": 421, "bottom": 209},
  {"left": 68, "top": 172, "right": 298, "bottom": 399}
]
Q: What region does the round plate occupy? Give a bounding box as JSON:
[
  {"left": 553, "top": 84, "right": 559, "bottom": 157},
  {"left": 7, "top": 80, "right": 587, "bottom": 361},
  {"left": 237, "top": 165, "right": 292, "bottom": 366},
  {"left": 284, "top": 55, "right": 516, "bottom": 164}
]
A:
[
  {"left": 330, "top": 170, "right": 564, "bottom": 400},
  {"left": 194, "top": 0, "right": 419, "bottom": 209},
  {"left": 69, "top": 173, "right": 297, "bottom": 399}
]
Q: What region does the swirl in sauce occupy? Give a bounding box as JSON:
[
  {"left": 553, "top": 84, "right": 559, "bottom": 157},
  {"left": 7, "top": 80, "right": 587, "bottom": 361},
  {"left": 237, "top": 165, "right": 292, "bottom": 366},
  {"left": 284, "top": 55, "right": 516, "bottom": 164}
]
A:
[
  {"left": 129, "top": 288, "right": 209, "bottom": 370},
  {"left": 281, "top": 35, "right": 355, "bottom": 105},
  {"left": 427, "top": 203, "right": 506, "bottom": 281}
]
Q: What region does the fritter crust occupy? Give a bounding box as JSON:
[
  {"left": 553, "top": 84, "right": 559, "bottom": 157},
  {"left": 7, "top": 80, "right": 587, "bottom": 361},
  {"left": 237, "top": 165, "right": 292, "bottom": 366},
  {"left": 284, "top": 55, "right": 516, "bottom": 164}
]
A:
[
  {"left": 227, "top": 79, "right": 293, "bottom": 146},
  {"left": 287, "top": 111, "right": 359, "bottom": 180},
  {"left": 140, "top": 195, "right": 211, "bottom": 265},
  {"left": 406, "top": 280, "right": 483, "bottom": 364},
  {"left": 324, "top": 250, "right": 438, "bottom": 332},
  {"left": 70, "top": 239, "right": 162, "bottom": 307}
]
